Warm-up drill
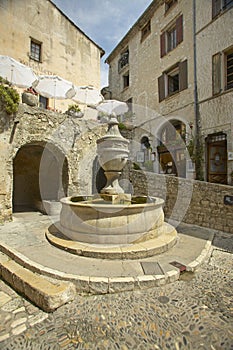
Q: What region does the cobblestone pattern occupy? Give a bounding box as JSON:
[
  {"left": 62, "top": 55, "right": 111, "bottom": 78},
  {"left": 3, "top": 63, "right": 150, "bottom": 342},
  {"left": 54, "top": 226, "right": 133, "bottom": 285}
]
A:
[
  {"left": 0, "top": 247, "right": 232, "bottom": 349},
  {"left": 129, "top": 169, "right": 233, "bottom": 234}
]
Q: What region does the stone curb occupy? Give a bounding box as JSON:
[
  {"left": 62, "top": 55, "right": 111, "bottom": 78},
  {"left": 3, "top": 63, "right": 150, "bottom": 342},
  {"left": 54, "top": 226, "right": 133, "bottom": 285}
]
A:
[
  {"left": 0, "top": 230, "right": 214, "bottom": 303},
  {"left": 45, "top": 225, "right": 178, "bottom": 260},
  {"left": 0, "top": 252, "right": 76, "bottom": 312},
  {"left": 186, "top": 232, "right": 214, "bottom": 272}
]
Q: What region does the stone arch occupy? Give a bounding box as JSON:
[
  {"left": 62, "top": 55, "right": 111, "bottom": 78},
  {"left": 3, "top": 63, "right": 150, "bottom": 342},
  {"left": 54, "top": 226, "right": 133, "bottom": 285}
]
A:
[
  {"left": 12, "top": 141, "right": 68, "bottom": 212},
  {"left": 156, "top": 118, "right": 188, "bottom": 177}
]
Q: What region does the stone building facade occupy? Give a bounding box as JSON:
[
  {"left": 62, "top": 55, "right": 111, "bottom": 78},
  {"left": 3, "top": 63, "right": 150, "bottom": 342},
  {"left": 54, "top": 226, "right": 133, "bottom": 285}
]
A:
[
  {"left": 0, "top": 0, "right": 104, "bottom": 111},
  {"left": 0, "top": 103, "right": 105, "bottom": 223},
  {"left": 106, "top": 0, "right": 233, "bottom": 185}
]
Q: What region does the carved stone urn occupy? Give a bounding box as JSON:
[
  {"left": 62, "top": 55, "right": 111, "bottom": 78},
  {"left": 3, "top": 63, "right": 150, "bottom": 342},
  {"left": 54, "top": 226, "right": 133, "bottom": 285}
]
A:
[{"left": 96, "top": 115, "right": 129, "bottom": 195}]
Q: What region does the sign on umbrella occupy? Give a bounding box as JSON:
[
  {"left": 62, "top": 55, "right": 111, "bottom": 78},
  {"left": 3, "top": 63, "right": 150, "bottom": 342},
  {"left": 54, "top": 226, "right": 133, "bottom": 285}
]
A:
[
  {"left": 32, "top": 75, "right": 75, "bottom": 108},
  {"left": 0, "top": 55, "right": 37, "bottom": 88}
]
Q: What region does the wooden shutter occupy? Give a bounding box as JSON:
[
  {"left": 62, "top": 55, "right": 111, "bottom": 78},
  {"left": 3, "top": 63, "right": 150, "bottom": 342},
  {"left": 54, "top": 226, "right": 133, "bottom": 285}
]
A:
[
  {"left": 179, "top": 59, "right": 188, "bottom": 91},
  {"left": 158, "top": 74, "right": 165, "bottom": 102},
  {"left": 212, "top": 0, "right": 221, "bottom": 18},
  {"left": 212, "top": 52, "right": 221, "bottom": 95},
  {"left": 176, "top": 14, "right": 183, "bottom": 45},
  {"left": 160, "top": 32, "right": 166, "bottom": 57}
]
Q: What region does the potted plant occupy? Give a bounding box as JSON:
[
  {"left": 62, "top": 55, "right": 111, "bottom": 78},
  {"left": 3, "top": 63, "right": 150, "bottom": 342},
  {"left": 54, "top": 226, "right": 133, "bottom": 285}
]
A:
[
  {"left": 67, "top": 104, "right": 84, "bottom": 118},
  {"left": 22, "top": 87, "right": 38, "bottom": 106}
]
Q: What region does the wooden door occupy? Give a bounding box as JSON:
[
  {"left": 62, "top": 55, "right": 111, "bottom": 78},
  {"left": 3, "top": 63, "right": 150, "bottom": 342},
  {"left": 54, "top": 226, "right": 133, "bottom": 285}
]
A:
[{"left": 207, "top": 138, "right": 227, "bottom": 184}]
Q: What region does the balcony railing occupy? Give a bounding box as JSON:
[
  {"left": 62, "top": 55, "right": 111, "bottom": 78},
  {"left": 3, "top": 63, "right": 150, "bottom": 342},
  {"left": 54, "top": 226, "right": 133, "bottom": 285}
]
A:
[{"left": 118, "top": 51, "right": 129, "bottom": 72}]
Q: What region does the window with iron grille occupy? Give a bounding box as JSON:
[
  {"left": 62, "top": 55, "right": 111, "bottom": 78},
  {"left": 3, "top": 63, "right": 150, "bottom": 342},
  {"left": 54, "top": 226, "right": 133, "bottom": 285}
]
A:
[
  {"left": 160, "top": 15, "right": 183, "bottom": 57},
  {"left": 118, "top": 48, "right": 129, "bottom": 72},
  {"left": 226, "top": 51, "right": 233, "bottom": 90},
  {"left": 30, "top": 39, "right": 41, "bottom": 62}
]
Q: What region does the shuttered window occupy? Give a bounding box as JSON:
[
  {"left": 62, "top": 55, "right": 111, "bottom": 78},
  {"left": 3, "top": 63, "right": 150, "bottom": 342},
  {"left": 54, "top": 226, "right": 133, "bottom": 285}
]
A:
[
  {"left": 160, "top": 15, "right": 183, "bottom": 57},
  {"left": 212, "top": 0, "right": 221, "bottom": 17},
  {"left": 226, "top": 50, "right": 233, "bottom": 90},
  {"left": 212, "top": 52, "right": 221, "bottom": 95},
  {"left": 212, "top": 0, "right": 233, "bottom": 18},
  {"left": 158, "top": 60, "right": 188, "bottom": 102}
]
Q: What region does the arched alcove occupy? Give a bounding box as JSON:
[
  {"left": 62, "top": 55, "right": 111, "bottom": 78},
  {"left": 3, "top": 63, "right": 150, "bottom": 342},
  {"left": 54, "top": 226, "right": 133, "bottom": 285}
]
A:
[{"left": 13, "top": 142, "right": 68, "bottom": 212}]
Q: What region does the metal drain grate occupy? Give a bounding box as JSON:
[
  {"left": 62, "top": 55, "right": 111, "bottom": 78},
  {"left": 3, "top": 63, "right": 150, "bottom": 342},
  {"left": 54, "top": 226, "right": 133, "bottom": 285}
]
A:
[{"left": 140, "top": 262, "right": 164, "bottom": 275}]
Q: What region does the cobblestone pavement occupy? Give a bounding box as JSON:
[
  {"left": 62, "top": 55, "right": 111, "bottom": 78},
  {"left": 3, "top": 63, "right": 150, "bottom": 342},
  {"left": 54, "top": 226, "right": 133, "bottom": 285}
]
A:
[{"left": 0, "top": 243, "right": 232, "bottom": 350}]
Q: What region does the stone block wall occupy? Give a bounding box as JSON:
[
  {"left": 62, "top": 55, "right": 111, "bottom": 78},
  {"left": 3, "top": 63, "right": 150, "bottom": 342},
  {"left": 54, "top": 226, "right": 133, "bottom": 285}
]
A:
[{"left": 129, "top": 169, "right": 233, "bottom": 234}]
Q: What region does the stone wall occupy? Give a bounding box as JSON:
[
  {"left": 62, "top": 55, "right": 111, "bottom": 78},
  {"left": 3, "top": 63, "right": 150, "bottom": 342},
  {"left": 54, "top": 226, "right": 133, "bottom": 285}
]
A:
[
  {"left": 129, "top": 169, "right": 233, "bottom": 234},
  {"left": 0, "top": 104, "right": 105, "bottom": 223}
]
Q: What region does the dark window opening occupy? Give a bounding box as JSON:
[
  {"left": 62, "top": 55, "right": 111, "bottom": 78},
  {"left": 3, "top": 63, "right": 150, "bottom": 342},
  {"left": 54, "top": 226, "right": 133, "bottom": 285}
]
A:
[
  {"left": 39, "top": 95, "right": 48, "bottom": 109},
  {"left": 168, "top": 72, "right": 179, "bottom": 94},
  {"left": 30, "top": 40, "right": 41, "bottom": 62},
  {"left": 123, "top": 72, "right": 129, "bottom": 89}
]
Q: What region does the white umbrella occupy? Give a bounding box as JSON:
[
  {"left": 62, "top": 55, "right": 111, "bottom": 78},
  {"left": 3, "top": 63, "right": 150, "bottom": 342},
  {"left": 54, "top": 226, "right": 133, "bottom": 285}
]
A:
[
  {"left": 72, "top": 85, "right": 103, "bottom": 106},
  {"left": 0, "top": 55, "right": 37, "bottom": 88},
  {"left": 97, "top": 99, "right": 128, "bottom": 115},
  {"left": 32, "top": 75, "right": 75, "bottom": 108}
]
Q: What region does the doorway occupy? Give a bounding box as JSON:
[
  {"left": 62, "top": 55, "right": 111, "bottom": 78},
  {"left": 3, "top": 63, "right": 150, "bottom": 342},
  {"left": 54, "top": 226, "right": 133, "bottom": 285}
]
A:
[{"left": 206, "top": 133, "right": 227, "bottom": 184}]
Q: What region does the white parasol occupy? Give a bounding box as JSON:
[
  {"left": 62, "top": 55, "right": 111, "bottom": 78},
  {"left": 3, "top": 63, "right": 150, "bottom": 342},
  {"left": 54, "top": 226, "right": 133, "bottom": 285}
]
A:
[
  {"left": 0, "top": 55, "right": 37, "bottom": 88},
  {"left": 32, "top": 75, "right": 75, "bottom": 108},
  {"left": 97, "top": 99, "right": 128, "bottom": 116},
  {"left": 72, "top": 85, "right": 104, "bottom": 106}
]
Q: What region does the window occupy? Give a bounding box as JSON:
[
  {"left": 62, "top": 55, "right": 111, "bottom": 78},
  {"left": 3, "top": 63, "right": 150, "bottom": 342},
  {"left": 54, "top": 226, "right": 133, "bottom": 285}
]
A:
[
  {"left": 168, "top": 67, "right": 179, "bottom": 94},
  {"left": 158, "top": 60, "right": 188, "bottom": 102},
  {"left": 167, "top": 25, "right": 177, "bottom": 52},
  {"left": 30, "top": 39, "right": 41, "bottom": 62},
  {"left": 212, "top": 47, "right": 233, "bottom": 95},
  {"left": 123, "top": 71, "right": 129, "bottom": 89},
  {"left": 141, "top": 21, "right": 151, "bottom": 42},
  {"left": 39, "top": 95, "right": 48, "bottom": 109},
  {"left": 165, "top": 0, "right": 177, "bottom": 12},
  {"left": 212, "top": 0, "right": 233, "bottom": 18},
  {"left": 118, "top": 48, "right": 129, "bottom": 72},
  {"left": 226, "top": 50, "right": 233, "bottom": 90},
  {"left": 160, "top": 15, "right": 183, "bottom": 57}
]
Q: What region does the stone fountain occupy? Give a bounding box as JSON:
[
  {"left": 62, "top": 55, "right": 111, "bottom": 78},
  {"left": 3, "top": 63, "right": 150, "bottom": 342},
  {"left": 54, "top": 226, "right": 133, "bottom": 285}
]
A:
[{"left": 48, "top": 115, "right": 177, "bottom": 257}]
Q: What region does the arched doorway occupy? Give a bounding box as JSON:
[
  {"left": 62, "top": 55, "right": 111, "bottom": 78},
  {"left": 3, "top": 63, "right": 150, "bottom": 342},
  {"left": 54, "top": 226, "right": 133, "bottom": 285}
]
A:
[
  {"left": 13, "top": 143, "right": 68, "bottom": 212},
  {"left": 157, "top": 120, "right": 186, "bottom": 177}
]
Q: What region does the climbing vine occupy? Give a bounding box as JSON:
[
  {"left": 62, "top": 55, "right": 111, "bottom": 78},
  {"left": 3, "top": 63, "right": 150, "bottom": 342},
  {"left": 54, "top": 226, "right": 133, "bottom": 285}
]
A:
[{"left": 0, "top": 77, "right": 20, "bottom": 114}]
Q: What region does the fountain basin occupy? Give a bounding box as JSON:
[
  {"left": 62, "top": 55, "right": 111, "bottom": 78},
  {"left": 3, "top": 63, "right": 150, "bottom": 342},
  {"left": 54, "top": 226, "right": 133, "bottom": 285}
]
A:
[{"left": 59, "top": 195, "right": 167, "bottom": 245}]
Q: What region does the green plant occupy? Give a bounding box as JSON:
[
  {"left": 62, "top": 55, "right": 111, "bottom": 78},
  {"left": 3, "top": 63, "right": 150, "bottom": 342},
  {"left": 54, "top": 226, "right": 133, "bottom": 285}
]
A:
[
  {"left": 67, "top": 104, "right": 81, "bottom": 112},
  {"left": 0, "top": 77, "right": 20, "bottom": 114},
  {"left": 133, "top": 162, "right": 141, "bottom": 170}
]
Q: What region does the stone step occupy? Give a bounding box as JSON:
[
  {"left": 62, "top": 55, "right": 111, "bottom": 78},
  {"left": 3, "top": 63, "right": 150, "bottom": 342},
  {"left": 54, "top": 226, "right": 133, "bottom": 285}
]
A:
[{"left": 0, "top": 252, "right": 76, "bottom": 312}]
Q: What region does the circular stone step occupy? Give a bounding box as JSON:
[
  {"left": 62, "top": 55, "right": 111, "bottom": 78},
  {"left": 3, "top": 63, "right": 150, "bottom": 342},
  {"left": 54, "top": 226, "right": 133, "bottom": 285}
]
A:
[{"left": 46, "top": 222, "right": 177, "bottom": 260}]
